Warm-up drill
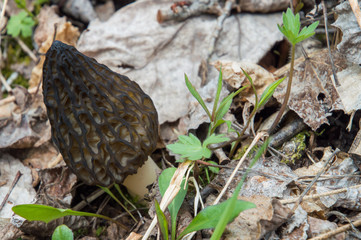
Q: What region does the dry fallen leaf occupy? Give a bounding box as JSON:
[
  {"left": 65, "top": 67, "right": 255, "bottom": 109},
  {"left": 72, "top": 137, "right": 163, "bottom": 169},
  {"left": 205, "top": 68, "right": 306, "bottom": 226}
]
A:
[
  {"left": 273, "top": 49, "right": 349, "bottom": 130},
  {"left": 77, "top": 1, "right": 283, "bottom": 135},
  {"left": 332, "top": 0, "right": 361, "bottom": 64},
  {"left": 213, "top": 60, "right": 276, "bottom": 105}
]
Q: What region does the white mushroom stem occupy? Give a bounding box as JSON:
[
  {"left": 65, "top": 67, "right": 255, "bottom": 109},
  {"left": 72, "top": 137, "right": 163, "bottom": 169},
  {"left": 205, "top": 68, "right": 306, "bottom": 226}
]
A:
[{"left": 123, "top": 156, "right": 160, "bottom": 198}]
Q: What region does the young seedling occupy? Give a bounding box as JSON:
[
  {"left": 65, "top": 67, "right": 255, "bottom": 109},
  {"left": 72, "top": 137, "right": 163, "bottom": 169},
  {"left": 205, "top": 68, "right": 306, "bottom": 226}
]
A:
[{"left": 269, "top": 8, "right": 319, "bottom": 132}]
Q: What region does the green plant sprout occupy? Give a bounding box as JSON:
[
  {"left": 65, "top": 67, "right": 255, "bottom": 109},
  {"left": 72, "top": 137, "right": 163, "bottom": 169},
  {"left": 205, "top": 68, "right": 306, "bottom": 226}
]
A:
[
  {"left": 156, "top": 139, "right": 270, "bottom": 239},
  {"left": 6, "top": 11, "right": 35, "bottom": 38},
  {"left": 229, "top": 70, "right": 285, "bottom": 158},
  {"left": 52, "top": 224, "right": 74, "bottom": 240},
  {"left": 269, "top": 8, "right": 319, "bottom": 132},
  {"left": 6, "top": 0, "right": 49, "bottom": 38}
]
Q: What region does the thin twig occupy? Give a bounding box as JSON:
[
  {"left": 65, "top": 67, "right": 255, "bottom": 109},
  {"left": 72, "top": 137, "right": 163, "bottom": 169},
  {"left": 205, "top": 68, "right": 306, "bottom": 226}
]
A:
[
  {"left": 212, "top": 131, "right": 266, "bottom": 205},
  {"left": 15, "top": 37, "right": 38, "bottom": 62},
  {"left": 309, "top": 218, "right": 361, "bottom": 240},
  {"left": 207, "top": 0, "right": 234, "bottom": 64},
  {"left": 322, "top": 0, "right": 339, "bottom": 86},
  {"left": 280, "top": 183, "right": 361, "bottom": 204},
  {"left": 0, "top": 71, "right": 11, "bottom": 92},
  {"left": 289, "top": 148, "right": 340, "bottom": 213},
  {"left": 0, "top": 86, "right": 38, "bottom": 106},
  {"left": 0, "top": 171, "right": 22, "bottom": 212},
  {"left": 73, "top": 188, "right": 106, "bottom": 211}
]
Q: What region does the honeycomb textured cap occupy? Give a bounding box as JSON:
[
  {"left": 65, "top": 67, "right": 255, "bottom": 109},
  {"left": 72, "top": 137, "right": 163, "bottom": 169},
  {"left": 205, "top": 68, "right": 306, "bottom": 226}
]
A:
[{"left": 42, "top": 40, "right": 159, "bottom": 187}]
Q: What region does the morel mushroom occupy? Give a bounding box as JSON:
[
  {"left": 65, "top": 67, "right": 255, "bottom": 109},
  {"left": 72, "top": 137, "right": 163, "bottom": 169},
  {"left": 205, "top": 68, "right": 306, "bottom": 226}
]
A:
[{"left": 42, "top": 41, "right": 159, "bottom": 190}]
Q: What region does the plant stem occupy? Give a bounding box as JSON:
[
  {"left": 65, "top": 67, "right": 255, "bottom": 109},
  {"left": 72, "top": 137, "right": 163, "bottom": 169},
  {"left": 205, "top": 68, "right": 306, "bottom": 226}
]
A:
[{"left": 268, "top": 43, "right": 296, "bottom": 134}]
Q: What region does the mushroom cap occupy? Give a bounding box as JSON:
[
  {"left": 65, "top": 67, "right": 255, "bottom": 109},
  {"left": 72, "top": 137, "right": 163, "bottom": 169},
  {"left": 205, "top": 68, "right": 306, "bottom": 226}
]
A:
[{"left": 43, "top": 41, "right": 159, "bottom": 187}]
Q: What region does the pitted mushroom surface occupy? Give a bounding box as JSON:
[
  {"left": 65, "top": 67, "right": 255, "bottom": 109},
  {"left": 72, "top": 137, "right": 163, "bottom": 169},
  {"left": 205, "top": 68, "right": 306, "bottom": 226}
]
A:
[{"left": 43, "top": 41, "right": 159, "bottom": 187}]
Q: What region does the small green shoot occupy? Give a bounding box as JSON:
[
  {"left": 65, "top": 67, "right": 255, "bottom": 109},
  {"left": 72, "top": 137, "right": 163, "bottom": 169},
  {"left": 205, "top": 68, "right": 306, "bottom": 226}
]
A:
[
  {"left": 167, "top": 133, "right": 229, "bottom": 162},
  {"left": 278, "top": 8, "right": 319, "bottom": 46},
  {"left": 12, "top": 204, "right": 128, "bottom": 230},
  {"left": 155, "top": 200, "right": 169, "bottom": 240},
  {"left": 159, "top": 168, "right": 188, "bottom": 240},
  {"left": 185, "top": 70, "right": 247, "bottom": 136},
  {"left": 270, "top": 8, "right": 319, "bottom": 132},
  {"left": 229, "top": 70, "right": 285, "bottom": 157},
  {"left": 6, "top": 11, "right": 36, "bottom": 38},
  {"left": 52, "top": 225, "right": 74, "bottom": 240}
]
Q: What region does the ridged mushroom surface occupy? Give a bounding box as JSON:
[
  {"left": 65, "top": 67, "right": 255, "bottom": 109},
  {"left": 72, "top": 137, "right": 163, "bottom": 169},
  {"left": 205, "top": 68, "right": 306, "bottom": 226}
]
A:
[{"left": 43, "top": 41, "right": 158, "bottom": 187}]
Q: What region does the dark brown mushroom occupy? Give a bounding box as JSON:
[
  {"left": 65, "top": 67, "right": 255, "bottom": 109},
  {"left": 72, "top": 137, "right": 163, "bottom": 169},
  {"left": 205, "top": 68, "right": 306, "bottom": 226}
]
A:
[{"left": 42, "top": 41, "right": 159, "bottom": 189}]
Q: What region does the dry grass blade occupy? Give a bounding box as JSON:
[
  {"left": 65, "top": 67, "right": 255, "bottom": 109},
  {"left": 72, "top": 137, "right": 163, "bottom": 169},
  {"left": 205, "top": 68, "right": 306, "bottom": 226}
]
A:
[
  {"left": 213, "top": 131, "right": 267, "bottom": 205},
  {"left": 142, "top": 160, "right": 192, "bottom": 240}
]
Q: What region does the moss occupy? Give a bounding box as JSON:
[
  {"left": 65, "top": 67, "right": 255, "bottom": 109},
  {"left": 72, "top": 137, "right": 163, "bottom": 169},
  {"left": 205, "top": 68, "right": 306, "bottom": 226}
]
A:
[{"left": 281, "top": 132, "right": 307, "bottom": 164}]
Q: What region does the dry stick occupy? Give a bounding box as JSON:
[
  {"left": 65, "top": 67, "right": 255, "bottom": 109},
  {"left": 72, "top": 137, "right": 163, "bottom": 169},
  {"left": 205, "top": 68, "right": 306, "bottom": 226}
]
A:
[
  {"left": 0, "top": 86, "right": 38, "bottom": 106},
  {"left": 280, "top": 183, "right": 361, "bottom": 204},
  {"left": 349, "top": 0, "right": 361, "bottom": 30},
  {"left": 212, "top": 131, "right": 266, "bottom": 205},
  {"left": 289, "top": 148, "right": 340, "bottom": 214},
  {"left": 15, "top": 37, "right": 38, "bottom": 62},
  {"left": 0, "top": 0, "right": 8, "bottom": 61},
  {"left": 142, "top": 160, "right": 192, "bottom": 240},
  {"left": 73, "top": 188, "right": 105, "bottom": 211},
  {"left": 309, "top": 218, "right": 361, "bottom": 240},
  {"left": 321, "top": 0, "right": 339, "bottom": 86},
  {"left": 206, "top": 0, "right": 234, "bottom": 65},
  {"left": 0, "top": 71, "right": 11, "bottom": 92},
  {"left": 0, "top": 171, "right": 22, "bottom": 212}
]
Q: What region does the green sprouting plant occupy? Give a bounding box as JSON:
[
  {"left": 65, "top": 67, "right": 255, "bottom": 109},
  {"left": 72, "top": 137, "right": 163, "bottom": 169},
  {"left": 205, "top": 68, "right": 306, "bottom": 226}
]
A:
[
  {"left": 6, "top": 0, "right": 49, "bottom": 38},
  {"left": 229, "top": 70, "right": 285, "bottom": 157},
  {"left": 6, "top": 10, "right": 35, "bottom": 38},
  {"left": 269, "top": 8, "right": 319, "bottom": 132},
  {"left": 52, "top": 225, "right": 74, "bottom": 240},
  {"left": 156, "top": 139, "right": 270, "bottom": 240},
  {"left": 168, "top": 70, "right": 248, "bottom": 163}
]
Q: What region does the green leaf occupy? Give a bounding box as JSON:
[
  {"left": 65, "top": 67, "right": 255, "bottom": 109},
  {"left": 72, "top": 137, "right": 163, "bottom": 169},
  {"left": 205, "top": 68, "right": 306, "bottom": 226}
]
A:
[
  {"left": 159, "top": 168, "right": 188, "bottom": 240},
  {"left": 14, "top": 0, "right": 27, "bottom": 9},
  {"left": 207, "top": 161, "right": 219, "bottom": 174},
  {"left": 185, "top": 74, "right": 212, "bottom": 120},
  {"left": 241, "top": 68, "right": 258, "bottom": 109},
  {"left": 7, "top": 11, "right": 35, "bottom": 38},
  {"left": 257, "top": 76, "right": 286, "bottom": 109},
  {"left": 215, "top": 85, "right": 247, "bottom": 123},
  {"left": 12, "top": 204, "right": 110, "bottom": 223},
  {"left": 52, "top": 225, "right": 74, "bottom": 240},
  {"left": 211, "top": 119, "right": 234, "bottom": 134},
  {"left": 167, "top": 133, "right": 228, "bottom": 161},
  {"left": 177, "top": 199, "right": 255, "bottom": 240},
  {"left": 155, "top": 200, "right": 169, "bottom": 240},
  {"left": 278, "top": 8, "right": 319, "bottom": 46},
  {"left": 167, "top": 133, "right": 208, "bottom": 161},
  {"left": 203, "top": 134, "right": 229, "bottom": 148}
]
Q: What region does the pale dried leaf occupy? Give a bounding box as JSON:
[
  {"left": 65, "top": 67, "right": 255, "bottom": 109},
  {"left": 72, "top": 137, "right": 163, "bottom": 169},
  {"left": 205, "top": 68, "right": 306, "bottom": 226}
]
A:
[
  {"left": 222, "top": 195, "right": 290, "bottom": 239},
  {"left": 332, "top": 0, "right": 361, "bottom": 64},
  {"left": 213, "top": 60, "right": 275, "bottom": 105},
  {"left": 273, "top": 49, "right": 349, "bottom": 130},
  {"left": 0, "top": 154, "right": 36, "bottom": 219},
  {"left": 77, "top": 1, "right": 283, "bottom": 131}
]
